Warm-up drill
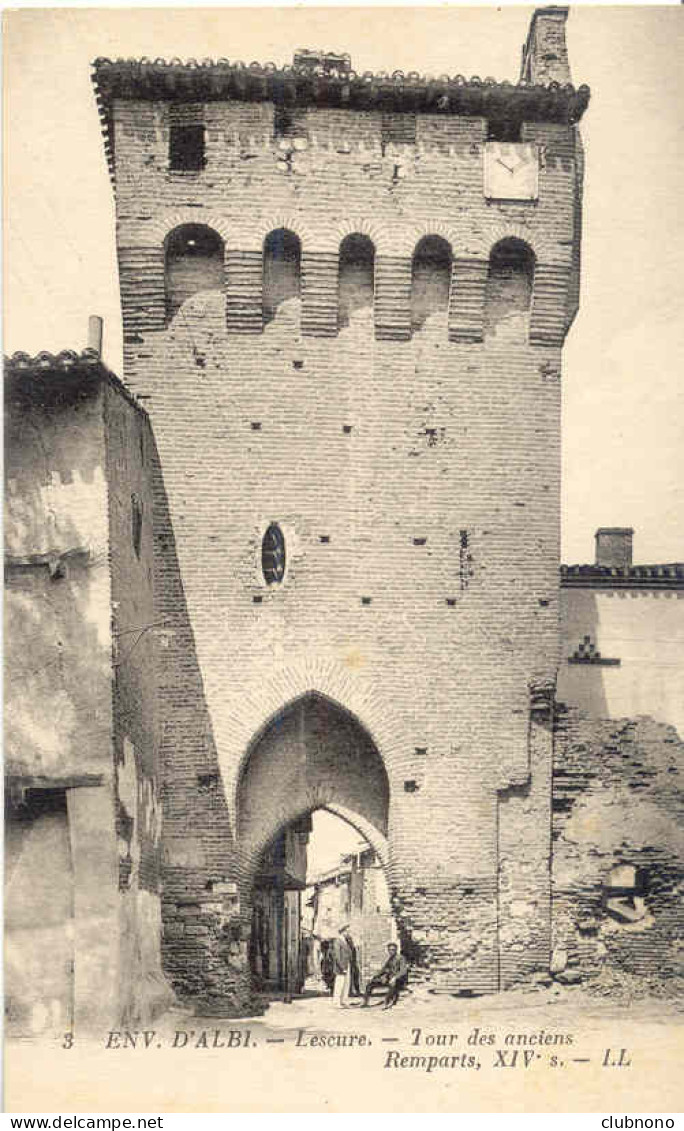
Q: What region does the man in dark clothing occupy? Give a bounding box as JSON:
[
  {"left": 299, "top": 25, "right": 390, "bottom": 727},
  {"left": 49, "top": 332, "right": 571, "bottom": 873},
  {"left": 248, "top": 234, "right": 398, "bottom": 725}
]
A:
[
  {"left": 361, "top": 943, "right": 408, "bottom": 1009},
  {"left": 342, "top": 928, "right": 361, "bottom": 997},
  {"left": 320, "top": 940, "right": 335, "bottom": 995}
]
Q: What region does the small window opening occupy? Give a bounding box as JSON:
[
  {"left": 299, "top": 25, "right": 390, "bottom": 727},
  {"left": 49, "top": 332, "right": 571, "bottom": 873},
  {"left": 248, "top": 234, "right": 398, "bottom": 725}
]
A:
[
  {"left": 484, "top": 238, "right": 535, "bottom": 341},
  {"left": 262, "top": 523, "right": 286, "bottom": 585},
  {"left": 197, "top": 772, "right": 219, "bottom": 789},
  {"left": 263, "top": 229, "right": 301, "bottom": 325},
  {"left": 459, "top": 529, "right": 471, "bottom": 591},
  {"left": 338, "top": 234, "right": 375, "bottom": 329},
  {"left": 411, "top": 236, "right": 452, "bottom": 331},
  {"left": 169, "top": 124, "right": 206, "bottom": 172},
  {"left": 604, "top": 864, "right": 649, "bottom": 925},
  {"left": 487, "top": 118, "right": 522, "bottom": 143}
]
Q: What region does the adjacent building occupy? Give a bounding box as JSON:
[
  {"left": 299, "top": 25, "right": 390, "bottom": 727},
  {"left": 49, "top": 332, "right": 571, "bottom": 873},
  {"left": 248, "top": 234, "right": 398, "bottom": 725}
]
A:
[
  {"left": 559, "top": 527, "right": 684, "bottom": 736},
  {"left": 304, "top": 843, "right": 398, "bottom": 987},
  {"left": 5, "top": 345, "right": 174, "bottom": 1035}
]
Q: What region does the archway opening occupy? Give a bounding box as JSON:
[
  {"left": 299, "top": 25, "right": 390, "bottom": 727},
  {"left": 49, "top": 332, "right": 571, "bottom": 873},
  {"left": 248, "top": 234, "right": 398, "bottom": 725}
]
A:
[
  {"left": 248, "top": 806, "right": 397, "bottom": 1000},
  {"left": 164, "top": 223, "right": 224, "bottom": 322},
  {"left": 484, "top": 237, "right": 535, "bottom": 340},
  {"left": 237, "top": 692, "right": 397, "bottom": 1002},
  {"left": 263, "top": 228, "right": 301, "bottom": 325},
  {"left": 338, "top": 233, "right": 375, "bottom": 329},
  {"left": 411, "top": 235, "right": 452, "bottom": 330}
]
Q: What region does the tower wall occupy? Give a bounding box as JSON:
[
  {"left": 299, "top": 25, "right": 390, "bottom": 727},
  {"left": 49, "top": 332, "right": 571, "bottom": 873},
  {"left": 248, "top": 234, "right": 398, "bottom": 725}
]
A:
[{"left": 103, "top": 12, "right": 584, "bottom": 1002}]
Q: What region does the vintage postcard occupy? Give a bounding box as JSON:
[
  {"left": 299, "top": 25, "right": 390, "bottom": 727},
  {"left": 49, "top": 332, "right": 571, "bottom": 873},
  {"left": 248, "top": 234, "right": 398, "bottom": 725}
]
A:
[{"left": 4, "top": 3, "right": 683, "bottom": 1115}]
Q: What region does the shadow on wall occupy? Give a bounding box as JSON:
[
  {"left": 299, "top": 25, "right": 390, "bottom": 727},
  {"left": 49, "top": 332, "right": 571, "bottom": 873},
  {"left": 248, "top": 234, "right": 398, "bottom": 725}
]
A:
[{"left": 148, "top": 431, "right": 258, "bottom": 1014}]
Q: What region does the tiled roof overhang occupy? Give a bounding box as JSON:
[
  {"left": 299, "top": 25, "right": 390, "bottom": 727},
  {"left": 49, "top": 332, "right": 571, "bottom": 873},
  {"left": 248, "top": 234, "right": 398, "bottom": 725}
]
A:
[
  {"left": 91, "top": 56, "right": 590, "bottom": 186},
  {"left": 561, "top": 564, "right": 684, "bottom": 591},
  {"left": 4, "top": 350, "right": 144, "bottom": 415}
]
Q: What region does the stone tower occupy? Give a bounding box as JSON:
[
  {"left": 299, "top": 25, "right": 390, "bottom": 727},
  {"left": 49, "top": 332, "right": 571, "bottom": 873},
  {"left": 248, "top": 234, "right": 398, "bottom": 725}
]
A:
[{"left": 93, "top": 6, "right": 589, "bottom": 1008}]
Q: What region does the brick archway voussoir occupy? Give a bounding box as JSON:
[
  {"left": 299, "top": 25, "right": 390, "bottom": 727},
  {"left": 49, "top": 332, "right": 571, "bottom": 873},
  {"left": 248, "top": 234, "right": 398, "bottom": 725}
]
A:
[
  {"left": 221, "top": 658, "right": 401, "bottom": 820},
  {"left": 408, "top": 221, "right": 460, "bottom": 257},
  {"left": 147, "top": 209, "right": 232, "bottom": 246},
  {"left": 475, "top": 222, "right": 564, "bottom": 266}
]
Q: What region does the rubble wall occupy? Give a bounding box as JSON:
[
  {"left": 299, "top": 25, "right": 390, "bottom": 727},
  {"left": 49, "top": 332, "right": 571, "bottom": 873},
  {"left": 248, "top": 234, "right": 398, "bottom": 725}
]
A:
[{"left": 552, "top": 710, "right": 684, "bottom": 996}]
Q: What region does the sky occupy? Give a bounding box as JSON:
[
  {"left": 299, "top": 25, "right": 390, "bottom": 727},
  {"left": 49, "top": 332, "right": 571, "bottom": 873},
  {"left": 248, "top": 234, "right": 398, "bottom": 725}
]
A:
[
  {"left": 4, "top": 4, "right": 683, "bottom": 565},
  {"left": 308, "top": 810, "right": 366, "bottom": 879}
]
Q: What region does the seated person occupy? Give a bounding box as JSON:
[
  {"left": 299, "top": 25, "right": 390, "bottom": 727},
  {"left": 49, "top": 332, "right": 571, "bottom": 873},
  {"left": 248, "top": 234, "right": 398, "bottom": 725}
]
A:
[{"left": 361, "top": 943, "right": 408, "bottom": 1009}]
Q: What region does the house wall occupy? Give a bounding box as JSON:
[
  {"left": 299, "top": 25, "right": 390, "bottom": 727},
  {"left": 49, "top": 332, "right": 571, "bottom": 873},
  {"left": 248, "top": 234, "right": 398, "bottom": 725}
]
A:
[
  {"left": 4, "top": 376, "right": 119, "bottom": 1033},
  {"left": 4, "top": 370, "right": 175, "bottom": 1032},
  {"left": 5, "top": 794, "right": 74, "bottom": 1036},
  {"left": 559, "top": 588, "right": 684, "bottom": 737},
  {"left": 5, "top": 378, "right": 112, "bottom": 781}
]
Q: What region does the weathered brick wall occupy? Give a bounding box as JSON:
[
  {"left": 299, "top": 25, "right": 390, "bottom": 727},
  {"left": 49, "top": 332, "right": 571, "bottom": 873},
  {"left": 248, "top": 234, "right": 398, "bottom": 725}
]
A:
[
  {"left": 552, "top": 711, "right": 684, "bottom": 993},
  {"left": 110, "top": 82, "right": 581, "bottom": 1001},
  {"left": 103, "top": 382, "right": 176, "bottom": 1024}
]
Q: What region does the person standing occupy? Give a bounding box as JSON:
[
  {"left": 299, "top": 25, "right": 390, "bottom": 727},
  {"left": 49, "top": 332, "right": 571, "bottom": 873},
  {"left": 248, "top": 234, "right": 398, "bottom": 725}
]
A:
[
  {"left": 342, "top": 927, "right": 361, "bottom": 997},
  {"left": 320, "top": 940, "right": 335, "bottom": 995},
  {"left": 330, "top": 925, "right": 352, "bottom": 1008}
]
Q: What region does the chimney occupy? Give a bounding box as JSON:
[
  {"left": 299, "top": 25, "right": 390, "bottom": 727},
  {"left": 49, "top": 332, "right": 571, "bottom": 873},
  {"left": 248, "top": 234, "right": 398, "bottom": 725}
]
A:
[
  {"left": 595, "top": 528, "right": 634, "bottom": 570},
  {"left": 293, "top": 49, "right": 351, "bottom": 75},
  {"left": 87, "top": 315, "right": 103, "bottom": 356},
  {"left": 520, "top": 7, "right": 572, "bottom": 87}
]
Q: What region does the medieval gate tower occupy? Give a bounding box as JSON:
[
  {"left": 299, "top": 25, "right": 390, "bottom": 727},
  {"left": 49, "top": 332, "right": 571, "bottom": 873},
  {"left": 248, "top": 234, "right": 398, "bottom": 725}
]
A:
[{"left": 93, "top": 6, "right": 588, "bottom": 1010}]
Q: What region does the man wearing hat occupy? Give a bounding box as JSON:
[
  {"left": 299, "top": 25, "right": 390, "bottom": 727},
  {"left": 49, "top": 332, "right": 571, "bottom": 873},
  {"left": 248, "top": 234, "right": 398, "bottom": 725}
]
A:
[{"left": 330, "top": 925, "right": 352, "bottom": 1008}]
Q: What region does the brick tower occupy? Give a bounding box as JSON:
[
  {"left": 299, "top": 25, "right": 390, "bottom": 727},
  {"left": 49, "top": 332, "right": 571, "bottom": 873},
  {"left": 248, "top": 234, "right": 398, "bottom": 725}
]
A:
[{"left": 93, "top": 6, "right": 589, "bottom": 1009}]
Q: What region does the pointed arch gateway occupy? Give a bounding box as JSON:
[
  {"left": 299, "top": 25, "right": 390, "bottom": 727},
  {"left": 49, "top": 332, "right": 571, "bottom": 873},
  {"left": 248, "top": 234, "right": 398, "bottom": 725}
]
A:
[
  {"left": 237, "top": 692, "right": 395, "bottom": 997},
  {"left": 237, "top": 691, "right": 390, "bottom": 871}
]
